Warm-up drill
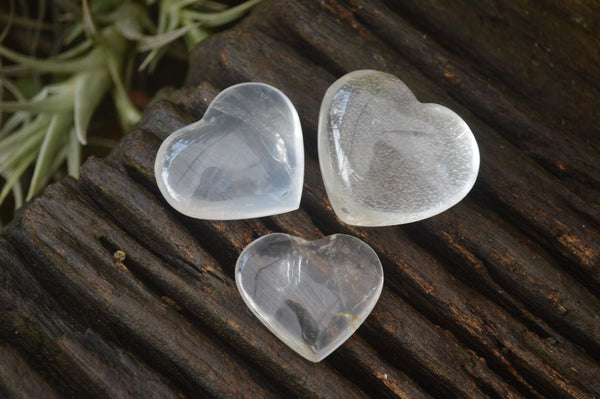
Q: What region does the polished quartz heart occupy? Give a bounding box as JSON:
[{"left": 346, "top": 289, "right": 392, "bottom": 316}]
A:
[
  {"left": 155, "top": 83, "right": 304, "bottom": 219},
  {"left": 319, "top": 70, "right": 480, "bottom": 226},
  {"left": 236, "top": 233, "right": 383, "bottom": 362}
]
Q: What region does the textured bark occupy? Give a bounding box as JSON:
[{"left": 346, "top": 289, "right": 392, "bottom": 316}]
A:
[
  {"left": 1, "top": 0, "right": 599, "bottom": 398},
  {"left": 0, "top": 344, "right": 61, "bottom": 399},
  {"left": 344, "top": 0, "right": 600, "bottom": 209},
  {"left": 383, "top": 0, "right": 600, "bottom": 144}
]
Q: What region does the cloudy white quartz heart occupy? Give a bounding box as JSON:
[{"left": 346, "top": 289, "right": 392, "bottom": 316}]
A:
[
  {"left": 236, "top": 233, "right": 383, "bottom": 362},
  {"left": 318, "top": 70, "right": 480, "bottom": 226},
  {"left": 155, "top": 82, "right": 304, "bottom": 220}
]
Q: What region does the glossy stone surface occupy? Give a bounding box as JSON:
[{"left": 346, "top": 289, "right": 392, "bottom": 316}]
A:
[
  {"left": 319, "top": 70, "right": 480, "bottom": 226},
  {"left": 155, "top": 83, "right": 304, "bottom": 219},
  {"left": 236, "top": 233, "right": 383, "bottom": 362}
]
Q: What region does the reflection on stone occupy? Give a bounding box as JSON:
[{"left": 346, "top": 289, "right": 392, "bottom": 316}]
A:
[
  {"left": 236, "top": 233, "right": 383, "bottom": 362},
  {"left": 155, "top": 82, "right": 304, "bottom": 219},
  {"left": 319, "top": 70, "right": 480, "bottom": 226}
]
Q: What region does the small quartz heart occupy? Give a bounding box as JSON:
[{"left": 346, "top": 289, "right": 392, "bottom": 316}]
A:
[
  {"left": 236, "top": 233, "right": 383, "bottom": 362},
  {"left": 319, "top": 70, "right": 480, "bottom": 226},
  {"left": 155, "top": 83, "right": 304, "bottom": 220}
]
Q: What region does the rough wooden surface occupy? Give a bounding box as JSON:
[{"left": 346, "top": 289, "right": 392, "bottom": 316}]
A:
[{"left": 1, "top": 0, "right": 600, "bottom": 397}]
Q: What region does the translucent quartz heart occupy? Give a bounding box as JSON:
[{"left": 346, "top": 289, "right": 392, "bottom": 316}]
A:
[
  {"left": 236, "top": 233, "right": 383, "bottom": 362},
  {"left": 155, "top": 83, "right": 304, "bottom": 219},
  {"left": 319, "top": 70, "right": 480, "bottom": 226}
]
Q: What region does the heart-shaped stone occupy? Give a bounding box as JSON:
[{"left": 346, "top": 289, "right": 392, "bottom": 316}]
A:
[
  {"left": 155, "top": 83, "right": 304, "bottom": 219},
  {"left": 236, "top": 233, "right": 383, "bottom": 362},
  {"left": 318, "top": 70, "right": 480, "bottom": 226}
]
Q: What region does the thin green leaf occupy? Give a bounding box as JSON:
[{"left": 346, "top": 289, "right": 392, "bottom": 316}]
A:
[
  {"left": 0, "top": 91, "right": 74, "bottom": 112},
  {"left": 156, "top": 0, "right": 169, "bottom": 35},
  {"left": 55, "top": 39, "right": 93, "bottom": 60},
  {"left": 137, "top": 23, "right": 200, "bottom": 52},
  {"left": 53, "top": 0, "right": 81, "bottom": 14},
  {"left": 46, "top": 145, "right": 69, "bottom": 182},
  {"left": 29, "top": 0, "right": 46, "bottom": 57},
  {"left": 0, "top": 0, "right": 15, "bottom": 44},
  {"left": 190, "top": 0, "right": 227, "bottom": 11},
  {"left": 0, "top": 11, "right": 55, "bottom": 31},
  {"left": 27, "top": 86, "right": 49, "bottom": 101},
  {"left": 136, "top": 5, "right": 157, "bottom": 32},
  {"left": 0, "top": 76, "right": 74, "bottom": 113},
  {"left": 174, "top": 0, "right": 205, "bottom": 10},
  {"left": 0, "top": 114, "right": 48, "bottom": 152},
  {"left": 74, "top": 68, "right": 111, "bottom": 144},
  {"left": 0, "top": 76, "right": 27, "bottom": 101},
  {"left": 115, "top": 18, "right": 145, "bottom": 41},
  {"left": 101, "top": 41, "right": 140, "bottom": 128},
  {"left": 0, "top": 125, "right": 44, "bottom": 174},
  {"left": 27, "top": 112, "right": 72, "bottom": 200},
  {"left": 139, "top": 0, "right": 185, "bottom": 72},
  {"left": 138, "top": 48, "right": 161, "bottom": 72},
  {"left": 63, "top": 23, "right": 84, "bottom": 45},
  {"left": 98, "top": 2, "right": 152, "bottom": 31},
  {"left": 182, "top": 17, "right": 209, "bottom": 47},
  {"left": 97, "top": 28, "right": 130, "bottom": 94},
  {"left": 0, "top": 112, "right": 29, "bottom": 139},
  {"left": 0, "top": 72, "right": 29, "bottom": 133},
  {"left": 123, "top": 46, "right": 135, "bottom": 88},
  {"left": 11, "top": 179, "right": 23, "bottom": 209},
  {"left": 111, "top": 87, "right": 140, "bottom": 130},
  {"left": 90, "top": 0, "right": 121, "bottom": 14},
  {"left": 81, "top": 0, "right": 100, "bottom": 40},
  {"left": 137, "top": 20, "right": 199, "bottom": 71},
  {"left": 0, "top": 45, "right": 104, "bottom": 74},
  {"left": 0, "top": 64, "right": 34, "bottom": 76},
  {"left": 181, "top": 0, "right": 261, "bottom": 27},
  {"left": 67, "top": 127, "right": 80, "bottom": 178},
  {"left": 0, "top": 150, "right": 36, "bottom": 205}
]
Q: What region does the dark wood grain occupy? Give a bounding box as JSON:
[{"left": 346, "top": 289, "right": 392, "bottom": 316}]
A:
[
  {"left": 344, "top": 0, "right": 600, "bottom": 210},
  {"left": 383, "top": 0, "right": 600, "bottom": 144},
  {"left": 1, "top": 0, "right": 599, "bottom": 397}
]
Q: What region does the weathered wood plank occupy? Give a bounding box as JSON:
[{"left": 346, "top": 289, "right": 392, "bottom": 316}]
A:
[
  {"left": 0, "top": 344, "right": 61, "bottom": 399},
  {"left": 1, "top": 0, "right": 599, "bottom": 397},
  {"left": 458, "top": 0, "right": 600, "bottom": 88},
  {"left": 301, "top": 158, "right": 600, "bottom": 398},
  {"left": 537, "top": 0, "right": 600, "bottom": 37},
  {"left": 344, "top": 0, "right": 600, "bottom": 208},
  {"left": 184, "top": 3, "right": 600, "bottom": 396},
  {"left": 126, "top": 90, "right": 600, "bottom": 398},
  {"left": 205, "top": 15, "right": 600, "bottom": 292},
  {"left": 187, "top": 7, "right": 600, "bottom": 292},
  {"left": 114, "top": 116, "right": 522, "bottom": 398},
  {"left": 0, "top": 239, "right": 181, "bottom": 399},
  {"left": 384, "top": 0, "right": 600, "bottom": 143},
  {"left": 406, "top": 199, "right": 600, "bottom": 356},
  {"left": 79, "top": 156, "right": 371, "bottom": 399},
  {"left": 81, "top": 159, "right": 430, "bottom": 398},
  {"left": 6, "top": 184, "right": 282, "bottom": 399},
  {"left": 241, "top": 0, "right": 600, "bottom": 279}
]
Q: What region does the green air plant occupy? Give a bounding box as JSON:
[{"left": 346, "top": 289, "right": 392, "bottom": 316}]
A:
[{"left": 0, "top": 0, "right": 261, "bottom": 211}]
